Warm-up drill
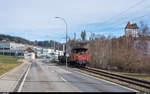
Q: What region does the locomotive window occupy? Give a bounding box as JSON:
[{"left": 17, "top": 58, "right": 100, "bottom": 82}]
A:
[{"left": 73, "top": 49, "right": 87, "bottom": 53}]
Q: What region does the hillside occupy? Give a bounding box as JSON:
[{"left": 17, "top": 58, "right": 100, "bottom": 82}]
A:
[
  {"left": 0, "top": 34, "right": 63, "bottom": 50},
  {"left": 34, "top": 40, "right": 63, "bottom": 50},
  {"left": 0, "top": 34, "right": 33, "bottom": 45}
]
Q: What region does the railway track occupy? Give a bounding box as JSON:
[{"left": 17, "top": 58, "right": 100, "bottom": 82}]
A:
[{"left": 81, "top": 67, "right": 150, "bottom": 90}]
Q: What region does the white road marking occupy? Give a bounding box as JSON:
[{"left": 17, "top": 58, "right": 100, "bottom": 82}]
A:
[
  {"left": 60, "top": 77, "right": 67, "bottom": 82},
  {"left": 73, "top": 69, "right": 139, "bottom": 92},
  {"left": 17, "top": 63, "right": 31, "bottom": 92},
  {"left": 48, "top": 66, "right": 72, "bottom": 74},
  {"left": 51, "top": 70, "right": 55, "bottom": 72}
]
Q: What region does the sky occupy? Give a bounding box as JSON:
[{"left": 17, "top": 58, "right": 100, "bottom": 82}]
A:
[{"left": 0, "top": 0, "right": 150, "bottom": 42}]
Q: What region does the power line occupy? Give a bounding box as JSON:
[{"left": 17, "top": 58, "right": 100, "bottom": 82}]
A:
[
  {"left": 85, "top": 0, "right": 148, "bottom": 32},
  {"left": 101, "top": 0, "right": 147, "bottom": 24},
  {"left": 86, "top": 0, "right": 149, "bottom": 36},
  {"left": 87, "top": 12, "right": 150, "bottom": 34},
  {"left": 90, "top": 9, "right": 150, "bottom": 32}
]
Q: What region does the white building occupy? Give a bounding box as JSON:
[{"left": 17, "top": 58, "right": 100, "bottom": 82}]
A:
[
  {"left": 33, "top": 46, "right": 43, "bottom": 58},
  {"left": 42, "top": 48, "right": 51, "bottom": 56},
  {"left": 33, "top": 47, "right": 56, "bottom": 58},
  {"left": 55, "top": 50, "right": 64, "bottom": 56},
  {"left": 0, "top": 42, "right": 25, "bottom": 56},
  {"left": 24, "top": 47, "right": 35, "bottom": 60},
  {"left": 0, "top": 41, "right": 38, "bottom": 59},
  {"left": 125, "top": 21, "right": 140, "bottom": 38},
  {"left": 54, "top": 50, "right": 64, "bottom": 60},
  {"left": 42, "top": 48, "right": 56, "bottom": 58}
]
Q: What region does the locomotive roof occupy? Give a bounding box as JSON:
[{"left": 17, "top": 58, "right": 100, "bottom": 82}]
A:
[{"left": 72, "top": 47, "right": 88, "bottom": 50}]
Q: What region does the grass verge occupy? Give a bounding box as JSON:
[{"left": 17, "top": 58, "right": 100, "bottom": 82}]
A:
[
  {"left": 0, "top": 55, "right": 23, "bottom": 76},
  {"left": 112, "top": 71, "right": 150, "bottom": 81}
]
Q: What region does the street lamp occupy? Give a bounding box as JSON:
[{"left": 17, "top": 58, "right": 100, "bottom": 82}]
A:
[{"left": 54, "top": 16, "right": 68, "bottom": 70}]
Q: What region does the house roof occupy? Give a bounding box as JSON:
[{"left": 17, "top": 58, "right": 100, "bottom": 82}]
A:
[
  {"left": 125, "top": 21, "right": 139, "bottom": 29},
  {"left": 25, "top": 47, "right": 34, "bottom": 52}
]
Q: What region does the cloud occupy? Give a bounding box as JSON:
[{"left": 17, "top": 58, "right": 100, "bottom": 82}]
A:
[{"left": 0, "top": 0, "right": 149, "bottom": 41}]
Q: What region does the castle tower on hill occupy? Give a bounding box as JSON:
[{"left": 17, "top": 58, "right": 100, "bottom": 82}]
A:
[{"left": 125, "top": 21, "right": 139, "bottom": 38}]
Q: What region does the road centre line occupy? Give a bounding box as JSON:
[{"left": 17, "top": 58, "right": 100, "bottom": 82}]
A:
[{"left": 60, "top": 76, "right": 67, "bottom": 82}]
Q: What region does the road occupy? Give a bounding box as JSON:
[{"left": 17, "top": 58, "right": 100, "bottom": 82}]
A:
[{"left": 20, "top": 59, "right": 137, "bottom": 92}]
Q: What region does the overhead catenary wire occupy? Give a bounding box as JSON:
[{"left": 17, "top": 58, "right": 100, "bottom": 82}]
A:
[
  {"left": 98, "top": 0, "right": 149, "bottom": 28},
  {"left": 89, "top": 2, "right": 150, "bottom": 33},
  {"left": 85, "top": 0, "right": 150, "bottom": 38},
  {"left": 101, "top": 0, "right": 147, "bottom": 24},
  {"left": 110, "top": 3, "right": 150, "bottom": 25},
  {"left": 86, "top": 0, "right": 148, "bottom": 31},
  {"left": 99, "top": 12, "right": 150, "bottom": 31},
  {"left": 86, "top": 11, "right": 150, "bottom": 38}
]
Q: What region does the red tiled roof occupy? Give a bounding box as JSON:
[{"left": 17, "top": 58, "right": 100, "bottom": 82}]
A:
[
  {"left": 25, "top": 47, "right": 34, "bottom": 52},
  {"left": 125, "top": 21, "right": 139, "bottom": 29}
]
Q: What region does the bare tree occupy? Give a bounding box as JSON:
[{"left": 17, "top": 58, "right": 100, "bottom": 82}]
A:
[
  {"left": 81, "top": 30, "right": 86, "bottom": 41},
  {"left": 68, "top": 21, "right": 150, "bottom": 74},
  {"left": 140, "top": 21, "right": 150, "bottom": 36},
  {"left": 89, "top": 33, "right": 95, "bottom": 40}
]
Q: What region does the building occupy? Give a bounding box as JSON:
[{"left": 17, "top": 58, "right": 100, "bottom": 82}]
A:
[
  {"left": 42, "top": 48, "right": 51, "bottom": 56},
  {"left": 0, "top": 42, "right": 25, "bottom": 56},
  {"left": 0, "top": 41, "right": 38, "bottom": 58},
  {"left": 0, "top": 41, "right": 65, "bottom": 59},
  {"left": 55, "top": 50, "right": 64, "bottom": 56},
  {"left": 125, "top": 21, "right": 140, "bottom": 37},
  {"left": 33, "top": 47, "right": 56, "bottom": 58},
  {"left": 24, "top": 47, "right": 35, "bottom": 60},
  {"left": 33, "top": 46, "right": 43, "bottom": 58}
]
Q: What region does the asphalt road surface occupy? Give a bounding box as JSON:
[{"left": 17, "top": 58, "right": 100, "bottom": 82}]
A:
[{"left": 21, "top": 59, "right": 137, "bottom": 92}]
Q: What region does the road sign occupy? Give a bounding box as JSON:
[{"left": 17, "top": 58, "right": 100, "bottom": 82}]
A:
[{"left": 66, "top": 53, "right": 69, "bottom": 57}]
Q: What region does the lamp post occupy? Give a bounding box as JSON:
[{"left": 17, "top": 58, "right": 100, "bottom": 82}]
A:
[{"left": 54, "top": 17, "right": 68, "bottom": 70}]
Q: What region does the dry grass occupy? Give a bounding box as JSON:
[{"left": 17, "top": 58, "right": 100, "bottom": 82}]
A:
[
  {"left": 88, "top": 67, "right": 150, "bottom": 81},
  {"left": 112, "top": 71, "right": 150, "bottom": 81},
  {"left": 0, "top": 55, "right": 22, "bottom": 76}
]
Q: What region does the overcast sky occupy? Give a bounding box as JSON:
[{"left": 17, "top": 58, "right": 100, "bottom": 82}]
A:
[{"left": 0, "top": 0, "right": 150, "bottom": 42}]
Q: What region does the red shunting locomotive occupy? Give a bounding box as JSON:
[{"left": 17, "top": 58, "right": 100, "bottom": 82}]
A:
[{"left": 69, "top": 47, "right": 90, "bottom": 67}]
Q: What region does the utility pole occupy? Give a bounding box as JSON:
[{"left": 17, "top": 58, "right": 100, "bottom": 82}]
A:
[
  {"left": 54, "top": 17, "right": 68, "bottom": 70},
  {"left": 54, "top": 41, "right": 56, "bottom": 52}
]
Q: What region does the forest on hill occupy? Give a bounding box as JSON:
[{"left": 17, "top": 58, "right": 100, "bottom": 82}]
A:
[{"left": 0, "top": 34, "right": 63, "bottom": 50}]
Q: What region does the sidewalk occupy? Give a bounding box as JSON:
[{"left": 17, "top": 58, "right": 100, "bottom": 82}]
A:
[{"left": 0, "top": 59, "right": 30, "bottom": 92}]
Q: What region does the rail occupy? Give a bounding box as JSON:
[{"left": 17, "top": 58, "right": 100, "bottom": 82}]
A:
[{"left": 82, "top": 67, "right": 150, "bottom": 90}]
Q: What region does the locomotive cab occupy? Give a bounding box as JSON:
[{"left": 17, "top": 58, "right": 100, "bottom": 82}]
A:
[
  {"left": 70, "top": 47, "right": 90, "bottom": 67},
  {"left": 72, "top": 48, "right": 88, "bottom": 54}
]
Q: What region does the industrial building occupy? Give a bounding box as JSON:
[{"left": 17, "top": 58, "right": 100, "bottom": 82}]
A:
[
  {"left": 0, "top": 41, "right": 64, "bottom": 60},
  {"left": 0, "top": 42, "right": 25, "bottom": 56}
]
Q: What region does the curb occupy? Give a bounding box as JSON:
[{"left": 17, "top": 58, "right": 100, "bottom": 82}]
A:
[{"left": 13, "top": 60, "right": 31, "bottom": 92}]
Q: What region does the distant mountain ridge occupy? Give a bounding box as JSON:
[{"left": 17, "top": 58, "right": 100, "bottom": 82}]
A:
[
  {"left": 0, "top": 34, "right": 33, "bottom": 44},
  {"left": 0, "top": 34, "right": 63, "bottom": 50}
]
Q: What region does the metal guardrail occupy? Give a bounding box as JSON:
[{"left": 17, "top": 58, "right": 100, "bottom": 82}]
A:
[{"left": 82, "top": 67, "right": 150, "bottom": 89}]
